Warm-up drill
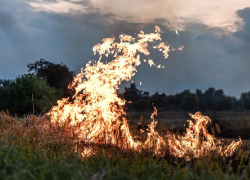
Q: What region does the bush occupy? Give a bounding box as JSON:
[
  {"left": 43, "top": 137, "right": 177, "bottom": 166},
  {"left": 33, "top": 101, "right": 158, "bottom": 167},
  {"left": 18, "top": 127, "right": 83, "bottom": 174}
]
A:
[{"left": 0, "top": 74, "right": 63, "bottom": 115}]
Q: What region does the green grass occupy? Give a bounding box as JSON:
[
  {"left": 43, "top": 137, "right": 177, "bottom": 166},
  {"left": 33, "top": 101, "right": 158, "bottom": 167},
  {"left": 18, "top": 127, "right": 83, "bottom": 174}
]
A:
[
  {"left": 0, "top": 111, "right": 250, "bottom": 180},
  {"left": 0, "top": 141, "right": 249, "bottom": 180}
]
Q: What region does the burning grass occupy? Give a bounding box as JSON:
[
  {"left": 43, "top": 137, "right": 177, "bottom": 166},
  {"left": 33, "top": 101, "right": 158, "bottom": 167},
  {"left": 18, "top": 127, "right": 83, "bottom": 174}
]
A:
[
  {"left": 44, "top": 26, "right": 241, "bottom": 159},
  {"left": 0, "top": 111, "right": 249, "bottom": 180}
]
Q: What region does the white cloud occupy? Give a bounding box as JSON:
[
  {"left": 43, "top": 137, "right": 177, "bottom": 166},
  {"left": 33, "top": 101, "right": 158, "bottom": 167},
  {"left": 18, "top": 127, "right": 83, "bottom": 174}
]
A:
[
  {"left": 29, "top": 0, "right": 250, "bottom": 31},
  {"left": 92, "top": 0, "right": 250, "bottom": 31},
  {"left": 30, "top": 0, "right": 88, "bottom": 14}
]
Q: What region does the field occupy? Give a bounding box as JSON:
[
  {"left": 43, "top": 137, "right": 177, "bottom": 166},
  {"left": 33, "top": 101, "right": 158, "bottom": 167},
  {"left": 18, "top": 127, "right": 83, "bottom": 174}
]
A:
[
  {"left": 129, "top": 111, "right": 250, "bottom": 139},
  {"left": 0, "top": 111, "right": 250, "bottom": 180}
]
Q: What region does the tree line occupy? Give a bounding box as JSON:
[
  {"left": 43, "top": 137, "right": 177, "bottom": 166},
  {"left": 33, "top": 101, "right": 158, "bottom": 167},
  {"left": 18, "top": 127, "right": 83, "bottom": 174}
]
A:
[
  {"left": 0, "top": 59, "right": 74, "bottom": 115},
  {"left": 123, "top": 83, "right": 250, "bottom": 112},
  {"left": 1, "top": 59, "right": 250, "bottom": 115}
]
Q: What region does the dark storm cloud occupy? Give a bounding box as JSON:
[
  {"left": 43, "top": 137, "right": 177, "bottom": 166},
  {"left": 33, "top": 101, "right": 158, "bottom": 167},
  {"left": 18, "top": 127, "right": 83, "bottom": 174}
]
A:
[
  {"left": 222, "top": 8, "right": 250, "bottom": 95},
  {"left": 1, "top": 0, "right": 250, "bottom": 97},
  {"left": 229, "top": 7, "right": 250, "bottom": 75},
  {"left": 91, "top": 10, "right": 250, "bottom": 97},
  {"left": 234, "top": 8, "right": 250, "bottom": 44},
  {"left": 19, "top": 5, "right": 250, "bottom": 97},
  {"left": 47, "top": 15, "right": 222, "bottom": 94}
]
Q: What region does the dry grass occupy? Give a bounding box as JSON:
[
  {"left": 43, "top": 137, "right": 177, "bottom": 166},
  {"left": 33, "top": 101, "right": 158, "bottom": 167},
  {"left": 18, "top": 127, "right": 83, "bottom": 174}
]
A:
[{"left": 0, "top": 111, "right": 250, "bottom": 180}]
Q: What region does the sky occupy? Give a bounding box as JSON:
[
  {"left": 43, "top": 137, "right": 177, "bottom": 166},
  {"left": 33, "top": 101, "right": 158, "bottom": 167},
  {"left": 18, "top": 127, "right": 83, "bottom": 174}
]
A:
[{"left": 0, "top": 0, "right": 250, "bottom": 97}]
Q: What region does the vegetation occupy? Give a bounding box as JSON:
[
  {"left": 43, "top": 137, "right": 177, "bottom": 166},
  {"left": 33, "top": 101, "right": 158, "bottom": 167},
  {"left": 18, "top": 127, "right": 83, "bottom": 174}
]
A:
[
  {"left": 0, "top": 74, "right": 63, "bottom": 115},
  {"left": 123, "top": 84, "right": 247, "bottom": 112},
  {"left": 0, "top": 112, "right": 249, "bottom": 180},
  {"left": 27, "top": 59, "right": 75, "bottom": 98},
  {"left": 1, "top": 59, "right": 250, "bottom": 115},
  {"left": 1, "top": 60, "right": 250, "bottom": 179},
  {"left": 0, "top": 59, "right": 74, "bottom": 115}
]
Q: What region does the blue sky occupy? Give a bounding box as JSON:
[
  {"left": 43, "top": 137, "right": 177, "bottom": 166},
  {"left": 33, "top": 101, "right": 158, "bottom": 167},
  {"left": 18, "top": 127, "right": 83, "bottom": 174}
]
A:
[{"left": 1, "top": 0, "right": 250, "bottom": 97}]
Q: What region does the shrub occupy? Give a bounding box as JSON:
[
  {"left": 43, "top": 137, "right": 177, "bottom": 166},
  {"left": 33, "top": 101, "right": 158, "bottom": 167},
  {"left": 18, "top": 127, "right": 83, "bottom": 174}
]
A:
[{"left": 0, "top": 74, "right": 63, "bottom": 115}]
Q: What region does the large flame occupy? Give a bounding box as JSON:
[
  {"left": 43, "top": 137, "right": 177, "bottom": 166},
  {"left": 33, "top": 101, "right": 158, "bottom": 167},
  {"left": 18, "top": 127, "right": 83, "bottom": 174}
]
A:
[{"left": 47, "top": 26, "right": 241, "bottom": 160}]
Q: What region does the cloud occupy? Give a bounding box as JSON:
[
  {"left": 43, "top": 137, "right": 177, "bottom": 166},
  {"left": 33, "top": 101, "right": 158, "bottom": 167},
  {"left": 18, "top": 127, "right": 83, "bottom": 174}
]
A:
[
  {"left": 42, "top": 12, "right": 247, "bottom": 97},
  {"left": 30, "top": 0, "right": 89, "bottom": 14},
  {"left": 0, "top": 12, "right": 28, "bottom": 44},
  {"left": 29, "top": 0, "right": 250, "bottom": 32},
  {"left": 0, "top": 0, "right": 40, "bottom": 79},
  {"left": 1, "top": 0, "right": 250, "bottom": 97},
  {"left": 0, "top": 3, "right": 36, "bottom": 78},
  {"left": 233, "top": 8, "right": 250, "bottom": 51}
]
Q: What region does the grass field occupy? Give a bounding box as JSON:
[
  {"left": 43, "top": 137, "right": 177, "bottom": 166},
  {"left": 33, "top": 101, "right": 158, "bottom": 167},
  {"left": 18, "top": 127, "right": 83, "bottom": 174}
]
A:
[
  {"left": 0, "top": 111, "right": 250, "bottom": 180},
  {"left": 128, "top": 111, "right": 250, "bottom": 139}
]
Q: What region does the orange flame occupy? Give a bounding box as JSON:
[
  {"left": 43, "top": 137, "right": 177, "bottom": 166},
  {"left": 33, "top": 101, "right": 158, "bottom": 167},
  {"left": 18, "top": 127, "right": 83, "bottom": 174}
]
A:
[
  {"left": 166, "top": 112, "right": 242, "bottom": 160},
  {"left": 47, "top": 26, "right": 241, "bottom": 160}
]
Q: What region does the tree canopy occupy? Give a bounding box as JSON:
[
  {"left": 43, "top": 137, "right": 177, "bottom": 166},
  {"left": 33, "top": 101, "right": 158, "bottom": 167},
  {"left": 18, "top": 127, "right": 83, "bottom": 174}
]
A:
[
  {"left": 0, "top": 74, "right": 63, "bottom": 115},
  {"left": 122, "top": 84, "right": 246, "bottom": 112},
  {"left": 27, "top": 59, "right": 75, "bottom": 98}
]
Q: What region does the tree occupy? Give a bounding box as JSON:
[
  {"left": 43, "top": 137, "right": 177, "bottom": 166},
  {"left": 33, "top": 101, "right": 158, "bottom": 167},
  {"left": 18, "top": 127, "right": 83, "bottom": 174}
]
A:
[
  {"left": 151, "top": 92, "right": 167, "bottom": 111},
  {"left": 133, "top": 99, "right": 150, "bottom": 112},
  {"left": 0, "top": 74, "right": 63, "bottom": 115},
  {"left": 123, "top": 83, "right": 142, "bottom": 102},
  {"left": 142, "top": 91, "right": 150, "bottom": 98},
  {"left": 27, "top": 59, "right": 75, "bottom": 98},
  {"left": 240, "top": 91, "right": 250, "bottom": 110},
  {"left": 0, "top": 79, "right": 12, "bottom": 86},
  {"left": 204, "top": 87, "right": 216, "bottom": 109},
  {"left": 214, "top": 89, "right": 224, "bottom": 97},
  {"left": 180, "top": 89, "right": 196, "bottom": 111}
]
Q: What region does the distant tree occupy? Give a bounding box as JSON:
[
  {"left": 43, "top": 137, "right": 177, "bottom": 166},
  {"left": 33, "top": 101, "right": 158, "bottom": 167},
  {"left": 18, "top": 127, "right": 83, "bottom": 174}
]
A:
[
  {"left": 204, "top": 87, "right": 216, "bottom": 98},
  {"left": 180, "top": 89, "right": 196, "bottom": 111},
  {"left": 214, "top": 89, "right": 224, "bottom": 97},
  {"left": 196, "top": 89, "right": 203, "bottom": 98},
  {"left": 214, "top": 96, "right": 234, "bottom": 110},
  {"left": 121, "top": 85, "right": 244, "bottom": 112},
  {"left": 133, "top": 99, "right": 150, "bottom": 111},
  {"left": 0, "top": 74, "right": 63, "bottom": 115},
  {"left": 234, "top": 98, "right": 245, "bottom": 110},
  {"left": 151, "top": 92, "right": 167, "bottom": 111},
  {"left": 240, "top": 91, "right": 250, "bottom": 110},
  {"left": 204, "top": 87, "right": 216, "bottom": 109},
  {"left": 123, "top": 83, "right": 142, "bottom": 102},
  {"left": 27, "top": 59, "right": 75, "bottom": 98},
  {"left": 165, "top": 94, "right": 178, "bottom": 110},
  {"left": 199, "top": 100, "right": 208, "bottom": 111},
  {"left": 142, "top": 91, "right": 150, "bottom": 98},
  {"left": 0, "top": 79, "right": 12, "bottom": 86},
  {"left": 195, "top": 89, "right": 207, "bottom": 110}
]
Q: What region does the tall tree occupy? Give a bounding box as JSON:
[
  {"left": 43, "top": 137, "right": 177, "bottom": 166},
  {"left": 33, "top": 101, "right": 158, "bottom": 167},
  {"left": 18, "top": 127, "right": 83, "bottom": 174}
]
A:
[{"left": 27, "top": 59, "right": 75, "bottom": 98}]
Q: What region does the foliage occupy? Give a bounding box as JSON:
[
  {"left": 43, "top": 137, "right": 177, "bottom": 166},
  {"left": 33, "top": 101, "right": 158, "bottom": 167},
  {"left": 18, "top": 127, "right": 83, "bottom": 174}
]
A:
[
  {"left": 27, "top": 59, "right": 75, "bottom": 98},
  {"left": 123, "top": 84, "right": 247, "bottom": 112},
  {"left": 0, "top": 74, "right": 63, "bottom": 115},
  {"left": 240, "top": 91, "right": 250, "bottom": 109},
  {"left": 0, "top": 113, "right": 249, "bottom": 180},
  {"left": 123, "top": 83, "right": 142, "bottom": 102},
  {"left": 0, "top": 79, "right": 11, "bottom": 86}
]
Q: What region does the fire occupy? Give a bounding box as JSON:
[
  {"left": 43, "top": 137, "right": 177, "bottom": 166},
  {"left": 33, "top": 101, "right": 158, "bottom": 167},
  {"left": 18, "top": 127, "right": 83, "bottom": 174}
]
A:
[
  {"left": 166, "top": 112, "right": 242, "bottom": 160},
  {"left": 47, "top": 26, "right": 241, "bottom": 160}
]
